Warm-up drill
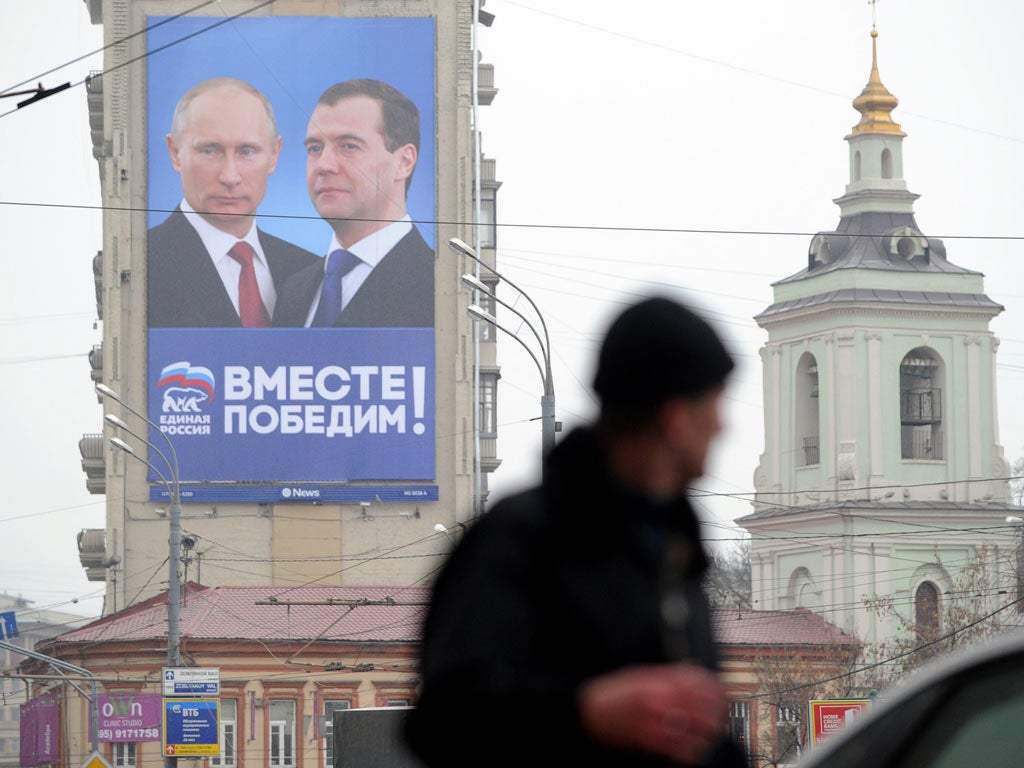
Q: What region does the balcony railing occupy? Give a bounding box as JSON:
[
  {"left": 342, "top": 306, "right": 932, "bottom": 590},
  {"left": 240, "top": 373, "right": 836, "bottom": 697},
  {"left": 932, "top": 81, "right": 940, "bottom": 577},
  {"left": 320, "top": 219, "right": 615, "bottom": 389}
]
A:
[
  {"left": 902, "top": 428, "right": 944, "bottom": 460},
  {"left": 801, "top": 436, "right": 820, "bottom": 467},
  {"left": 901, "top": 388, "right": 942, "bottom": 424}
]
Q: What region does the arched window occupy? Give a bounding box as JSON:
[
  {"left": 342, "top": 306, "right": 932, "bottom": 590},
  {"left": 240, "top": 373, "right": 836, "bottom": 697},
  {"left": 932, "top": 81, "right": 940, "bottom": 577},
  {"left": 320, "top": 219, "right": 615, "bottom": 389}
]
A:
[
  {"left": 915, "top": 581, "right": 940, "bottom": 642},
  {"left": 853, "top": 150, "right": 862, "bottom": 181},
  {"left": 900, "top": 348, "right": 945, "bottom": 460},
  {"left": 795, "top": 353, "right": 820, "bottom": 467},
  {"left": 785, "top": 567, "right": 821, "bottom": 610},
  {"left": 881, "top": 147, "right": 893, "bottom": 179}
]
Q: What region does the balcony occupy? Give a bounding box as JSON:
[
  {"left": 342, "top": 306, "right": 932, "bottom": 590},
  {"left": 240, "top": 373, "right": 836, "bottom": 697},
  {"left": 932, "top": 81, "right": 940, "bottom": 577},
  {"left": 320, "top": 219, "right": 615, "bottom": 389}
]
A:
[
  {"left": 77, "top": 529, "right": 107, "bottom": 581},
  {"left": 480, "top": 431, "right": 501, "bottom": 473},
  {"left": 901, "top": 388, "right": 941, "bottom": 425},
  {"left": 88, "top": 344, "right": 102, "bottom": 383},
  {"left": 477, "top": 63, "right": 497, "bottom": 105},
  {"left": 79, "top": 433, "right": 105, "bottom": 494},
  {"left": 85, "top": 70, "right": 106, "bottom": 158},
  {"left": 93, "top": 250, "right": 103, "bottom": 320}
]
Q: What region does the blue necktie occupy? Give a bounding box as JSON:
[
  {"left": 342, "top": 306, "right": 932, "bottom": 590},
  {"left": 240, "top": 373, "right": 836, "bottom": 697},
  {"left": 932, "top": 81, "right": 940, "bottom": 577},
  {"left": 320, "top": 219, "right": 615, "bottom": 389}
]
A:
[{"left": 312, "top": 249, "right": 361, "bottom": 327}]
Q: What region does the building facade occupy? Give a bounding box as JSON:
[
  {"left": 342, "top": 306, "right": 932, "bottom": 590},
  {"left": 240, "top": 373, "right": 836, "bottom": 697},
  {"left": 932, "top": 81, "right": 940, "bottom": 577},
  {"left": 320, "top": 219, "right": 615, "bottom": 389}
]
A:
[
  {"left": 24, "top": 585, "right": 423, "bottom": 768},
  {"left": 739, "top": 29, "right": 1017, "bottom": 647},
  {"left": 0, "top": 593, "right": 92, "bottom": 768},
  {"left": 76, "top": 0, "right": 503, "bottom": 612}
]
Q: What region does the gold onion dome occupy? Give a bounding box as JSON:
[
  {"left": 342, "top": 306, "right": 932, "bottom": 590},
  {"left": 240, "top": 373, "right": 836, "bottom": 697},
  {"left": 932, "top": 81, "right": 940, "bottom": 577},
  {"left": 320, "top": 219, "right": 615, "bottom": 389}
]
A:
[{"left": 850, "top": 29, "right": 905, "bottom": 137}]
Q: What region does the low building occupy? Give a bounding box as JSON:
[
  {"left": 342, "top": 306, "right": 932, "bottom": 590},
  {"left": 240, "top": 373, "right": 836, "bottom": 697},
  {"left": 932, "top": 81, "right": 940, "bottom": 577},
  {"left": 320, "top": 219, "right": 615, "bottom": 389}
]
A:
[
  {"left": 717, "top": 607, "right": 862, "bottom": 767},
  {"left": 25, "top": 585, "right": 425, "bottom": 768},
  {"left": 0, "top": 593, "right": 93, "bottom": 767}
]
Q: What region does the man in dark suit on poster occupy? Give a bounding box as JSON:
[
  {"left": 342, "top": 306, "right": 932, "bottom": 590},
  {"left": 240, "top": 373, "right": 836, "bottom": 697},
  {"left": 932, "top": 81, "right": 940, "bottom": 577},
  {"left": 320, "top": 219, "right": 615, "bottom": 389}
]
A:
[
  {"left": 147, "top": 77, "right": 318, "bottom": 328},
  {"left": 273, "top": 79, "right": 435, "bottom": 328}
]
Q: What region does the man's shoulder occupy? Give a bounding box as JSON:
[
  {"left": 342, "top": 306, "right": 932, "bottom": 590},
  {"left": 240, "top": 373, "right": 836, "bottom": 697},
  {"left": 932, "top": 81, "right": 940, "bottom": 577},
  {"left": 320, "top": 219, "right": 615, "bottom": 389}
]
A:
[
  {"left": 388, "top": 225, "right": 435, "bottom": 262},
  {"left": 258, "top": 228, "right": 319, "bottom": 265},
  {"left": 148, "top": 208, "right": 190, "bottom": 242}
]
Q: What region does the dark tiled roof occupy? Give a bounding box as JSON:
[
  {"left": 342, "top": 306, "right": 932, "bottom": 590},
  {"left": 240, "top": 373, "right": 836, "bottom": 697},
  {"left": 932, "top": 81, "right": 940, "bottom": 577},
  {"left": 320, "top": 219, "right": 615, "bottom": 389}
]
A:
[
  {"left": 714, "top": 608, "right": 859, "bottom": 647},
  {"left": 49, "top": 584, "right": 428, "bottom": 646},
  {"left": 778, "top": 210, "right": 979, "bottom": 283}
]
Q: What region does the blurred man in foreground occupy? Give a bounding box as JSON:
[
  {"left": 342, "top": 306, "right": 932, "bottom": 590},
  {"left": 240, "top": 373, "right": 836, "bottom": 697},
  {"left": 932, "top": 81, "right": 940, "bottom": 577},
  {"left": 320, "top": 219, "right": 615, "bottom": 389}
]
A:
[{"left": 407, "top": 296, "right": 746, "bottom": 767}]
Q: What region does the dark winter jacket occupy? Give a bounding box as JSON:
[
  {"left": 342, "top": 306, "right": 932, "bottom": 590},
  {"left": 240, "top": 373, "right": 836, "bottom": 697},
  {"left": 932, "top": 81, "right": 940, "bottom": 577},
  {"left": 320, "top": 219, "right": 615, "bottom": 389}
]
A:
[{"left": 406, "top": 428, "right": 746, "bottom": 767}]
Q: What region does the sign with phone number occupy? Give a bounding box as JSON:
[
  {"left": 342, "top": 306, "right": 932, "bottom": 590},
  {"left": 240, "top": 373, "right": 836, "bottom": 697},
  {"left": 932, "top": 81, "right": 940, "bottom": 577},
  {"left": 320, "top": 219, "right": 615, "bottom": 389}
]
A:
[{"left": 98, "top": 728, "right": 159, "bottom": 741}]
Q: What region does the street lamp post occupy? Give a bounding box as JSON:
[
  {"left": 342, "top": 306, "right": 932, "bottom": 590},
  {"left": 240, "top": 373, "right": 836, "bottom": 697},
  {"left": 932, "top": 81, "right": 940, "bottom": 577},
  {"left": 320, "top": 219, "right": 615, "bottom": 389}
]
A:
[
  {"left": 448, "top": 238, "right": 557, "bottom": 455},
  {"left": 96, "top": 384, "right": 182, "bottom": 768}
]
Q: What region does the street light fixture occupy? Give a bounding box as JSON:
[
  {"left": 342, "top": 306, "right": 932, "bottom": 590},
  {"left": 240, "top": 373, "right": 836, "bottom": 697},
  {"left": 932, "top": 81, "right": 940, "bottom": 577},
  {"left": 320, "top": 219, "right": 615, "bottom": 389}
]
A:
[
  {"left": 97, "top": 383, "right": 183, "bottom": 767},
  {"left": 449, "top": 238, "right": 557, "bottom": 456}
]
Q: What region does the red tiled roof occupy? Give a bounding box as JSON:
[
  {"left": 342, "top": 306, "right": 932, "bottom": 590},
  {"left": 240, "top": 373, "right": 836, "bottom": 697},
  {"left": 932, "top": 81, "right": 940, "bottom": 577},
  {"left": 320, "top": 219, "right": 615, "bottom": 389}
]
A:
[
  {"left": 50, "top": 584, "right": 428, "bottom": 646},
  {"left": 713, "top": 608, "right": 859, "bottom": 647}
]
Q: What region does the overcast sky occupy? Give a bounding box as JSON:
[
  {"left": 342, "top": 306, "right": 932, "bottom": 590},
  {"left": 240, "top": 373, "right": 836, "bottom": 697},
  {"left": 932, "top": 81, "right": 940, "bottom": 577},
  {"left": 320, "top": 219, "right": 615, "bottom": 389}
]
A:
[{"left": 1, "top": 0, "right": 1021, "bottom": 622}]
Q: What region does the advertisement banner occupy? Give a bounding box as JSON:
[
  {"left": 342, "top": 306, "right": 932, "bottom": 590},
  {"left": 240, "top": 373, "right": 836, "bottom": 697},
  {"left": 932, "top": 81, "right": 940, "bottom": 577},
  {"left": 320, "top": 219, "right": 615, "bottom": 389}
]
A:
[
  {"left": 808, "top": 699, "right": 872, "bottom": 747},
  {"left": 20, "top": 691, "right": 58, "bottom": 767},
  {"left": 145, "top": 15, "right": 437, "bottom": 502},
  {"left": 93, "top": 692, "right": 162, "bottom": 743}
]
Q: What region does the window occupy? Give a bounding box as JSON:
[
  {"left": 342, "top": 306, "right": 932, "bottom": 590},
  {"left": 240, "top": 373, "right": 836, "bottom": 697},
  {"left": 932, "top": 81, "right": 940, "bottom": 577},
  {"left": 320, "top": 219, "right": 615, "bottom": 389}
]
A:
[
  {"left": 795, "top": 353, "right": 820, "bottom": 467},
  {"left": 881, "top": 147, "right": 893, "bottom": 179},
  {"left": 269, "top": 700, "right": 296, "bottom": 768},
  {"left": 112, "top": 743, "right": 136, "bottom": 768},
  {"left": 474, "top": 280, "right": 497, "bottom": 341},
  {"left": 777, "top": 704, "right": 802, "bottom": 765},
  {"left": 211, "top": 699, "right": 236, "bottom": 768},
  {"left": 479, "top": 370, "right": 500, "bottom": 435},
  {"left": 323, "top": 699, "right": 351, "bottom": 768},
  {"left": 900, "top": 348, "right": 944, "bottom": 460},
  {"left": 729, "top": 701, "right": 751, "bottom": 760},
  {"left": 915, "top": 581, "right": 940, "bottom": 643},
  {"left": 476, "top": 187, "right": 497, "bottom": 249}
]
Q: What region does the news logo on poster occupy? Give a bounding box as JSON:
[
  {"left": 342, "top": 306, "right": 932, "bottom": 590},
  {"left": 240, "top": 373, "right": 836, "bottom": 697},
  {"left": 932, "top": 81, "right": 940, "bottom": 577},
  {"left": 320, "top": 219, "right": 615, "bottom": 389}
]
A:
[{"left": 144, "top": 15, "right": 437, "bottom": 502}]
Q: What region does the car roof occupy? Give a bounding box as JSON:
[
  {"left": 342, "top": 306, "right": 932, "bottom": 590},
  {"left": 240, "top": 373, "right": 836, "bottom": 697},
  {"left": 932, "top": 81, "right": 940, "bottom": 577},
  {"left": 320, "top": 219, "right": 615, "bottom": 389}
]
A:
[{"left": 800, "top": 627, "right": 1024, "bottom": 767}]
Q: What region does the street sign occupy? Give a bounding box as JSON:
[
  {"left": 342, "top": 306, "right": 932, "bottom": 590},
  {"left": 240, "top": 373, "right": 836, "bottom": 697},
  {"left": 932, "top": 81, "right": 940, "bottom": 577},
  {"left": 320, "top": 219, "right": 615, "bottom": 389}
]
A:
[
  {"left": 162, "top": 667, "right": 220, "bottom": 696},
  {"left": 81, "top": 751, "right": 113, "bottom": 768},
  {"left": 163, "top": 698, "right": 219, "bottom": 757},
  {"left": 0, "top": 611, "right": 18, "bottom": 640}
]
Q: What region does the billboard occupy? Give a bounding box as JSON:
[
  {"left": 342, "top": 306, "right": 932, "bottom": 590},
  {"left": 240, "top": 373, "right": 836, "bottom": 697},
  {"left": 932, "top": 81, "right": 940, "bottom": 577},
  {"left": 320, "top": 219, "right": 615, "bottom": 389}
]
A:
[
  {"left": 93, "top": 692, "right": 162, "bottom": 742},
  {"left": 144, "top": 15, "right": 437, "bottom": 503},
  {"left": 20, "top": 691, "right": 58, "bottom": 767},
  {"left": 808, "top": 699, "right": 872, "bottom": 747}
]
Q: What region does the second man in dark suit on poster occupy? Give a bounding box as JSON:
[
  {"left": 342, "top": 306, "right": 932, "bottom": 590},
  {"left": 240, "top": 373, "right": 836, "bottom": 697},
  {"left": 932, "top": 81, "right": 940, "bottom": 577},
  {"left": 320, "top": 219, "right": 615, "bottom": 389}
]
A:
[
  {"left": 147, "top": 78, "right": 318, "bottom": 328},
  {"left": 273, "top": 79, "right": 435, "bottom": 328}
]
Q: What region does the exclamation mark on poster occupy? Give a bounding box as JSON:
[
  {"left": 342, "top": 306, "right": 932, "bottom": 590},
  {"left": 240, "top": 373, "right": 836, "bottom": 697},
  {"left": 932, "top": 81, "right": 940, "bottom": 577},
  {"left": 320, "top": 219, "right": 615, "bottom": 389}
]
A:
[{"left": 412, "top": 366, "right": 426, "bottom": 435}]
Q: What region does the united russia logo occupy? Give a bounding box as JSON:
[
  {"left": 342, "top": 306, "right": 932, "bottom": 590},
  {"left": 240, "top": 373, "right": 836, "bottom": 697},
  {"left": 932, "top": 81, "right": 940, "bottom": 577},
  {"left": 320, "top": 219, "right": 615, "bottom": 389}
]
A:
[{"left": 157, "top": 361, "right": 216, "bottom": 413}]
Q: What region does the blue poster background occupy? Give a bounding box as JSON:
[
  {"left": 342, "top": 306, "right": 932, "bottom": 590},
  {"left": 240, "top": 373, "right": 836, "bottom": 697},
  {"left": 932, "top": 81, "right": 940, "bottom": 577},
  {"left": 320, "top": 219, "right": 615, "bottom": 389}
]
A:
[
  {"left": 144, "top": 16, "right": 437, "bottom": 500},
  {"left": 146, "top": 16, "right": 436, "bottom": 252}
]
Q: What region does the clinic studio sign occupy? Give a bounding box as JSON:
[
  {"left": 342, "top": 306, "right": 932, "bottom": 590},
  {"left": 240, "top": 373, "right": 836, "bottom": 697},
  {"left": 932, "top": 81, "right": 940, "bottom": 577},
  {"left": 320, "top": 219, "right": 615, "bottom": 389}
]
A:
[{"left": 94, "top": 693, "right": 162, "bottom": 742}]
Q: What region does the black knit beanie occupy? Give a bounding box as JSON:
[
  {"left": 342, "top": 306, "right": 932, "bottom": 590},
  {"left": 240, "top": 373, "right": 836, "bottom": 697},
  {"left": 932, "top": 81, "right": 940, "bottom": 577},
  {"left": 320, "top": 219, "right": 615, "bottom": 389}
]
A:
[{"left": 592, "top": 296, "right": 734, "bottom": 411}]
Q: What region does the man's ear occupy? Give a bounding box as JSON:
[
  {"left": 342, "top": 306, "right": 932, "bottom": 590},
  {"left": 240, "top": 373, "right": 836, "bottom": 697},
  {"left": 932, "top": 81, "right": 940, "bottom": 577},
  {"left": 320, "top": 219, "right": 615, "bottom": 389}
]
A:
[
  {"left": 659, "top": 398, "right": 696, "bottom": 450},
  {"left": 267, "top": 134, "right": 283, "bottom": 175},
  {"left": 394, "top": 143, "right": 417, "bottom": 184},
  {"left": 166, "top": 134, "right": 182, "bottom": 173}
]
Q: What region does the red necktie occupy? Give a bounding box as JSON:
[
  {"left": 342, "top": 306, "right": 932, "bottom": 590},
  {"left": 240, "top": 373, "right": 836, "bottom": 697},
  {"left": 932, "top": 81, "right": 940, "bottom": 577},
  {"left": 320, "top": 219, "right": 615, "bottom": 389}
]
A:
[{"left": 228, "top": 241, "right": 271, "bottom": 327}]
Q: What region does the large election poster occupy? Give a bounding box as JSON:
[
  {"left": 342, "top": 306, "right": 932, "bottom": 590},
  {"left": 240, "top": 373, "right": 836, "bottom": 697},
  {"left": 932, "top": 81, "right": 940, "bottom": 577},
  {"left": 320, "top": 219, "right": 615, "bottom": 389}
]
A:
[{"left": 144, "top": 16, "right": 436, "bottom": 503}]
